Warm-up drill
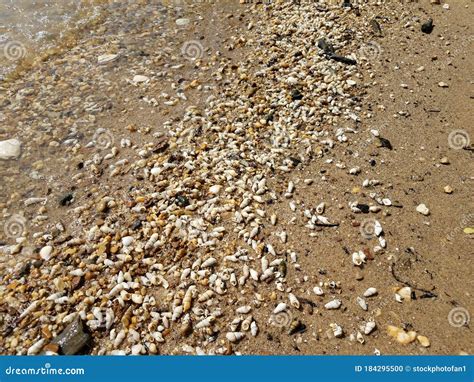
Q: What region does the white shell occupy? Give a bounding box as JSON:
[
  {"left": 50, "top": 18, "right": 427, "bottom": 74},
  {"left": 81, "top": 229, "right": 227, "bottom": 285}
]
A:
[
  {"left": 313, "top": 286, "right": 324, "bottom": 296},
  {"left": 201, "top": 257, "right": 217, "bottom": 268},
  {"left": 226, "top": 332, "right": 245, "bottom": 343},
  {"left": 363, "top": 287, "right": 378, "bottom": 297},
  {"left": 273, "top": 302, "right": 287, "bottom": 314},
  {"left": 241, "top": 315, "right": 253, "bottom": 331},
  {"left": 324, "top": 299, "right": 342, "bottom": 310},
  {"left": 364, "top": 321, "right": 377, "bottom": 335},
  {"left": 352, "top": 251, "right": 367, "bottom": 266},
  {"left": 331, "top": 324, "right": 343, "bottom": 338},
  {"left": 356, "top": 297, "right": 368, "bottom": 311},
  {"left": 250, "top": 321, "right": 258, "bottom": 337},
  {"left": 236, "top": 305, "right": 252, "bottom": 314},
  {"left": 198, "top": 290, "right": 214, "bottom": 303},
  {"left": 288, "top": 293, "right": 300, "bottom": 309},
  {"left": 373, "top": 220, "right": 383, "bottom": 237},
  {"left": 195, "top": 316, "right": 214, "bottom": 329}
]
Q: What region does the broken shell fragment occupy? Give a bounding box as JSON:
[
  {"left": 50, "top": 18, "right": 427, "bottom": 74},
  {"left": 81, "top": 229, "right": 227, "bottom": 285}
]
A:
[
  {"left": 352, "top": 251, "right": 367, "bottom": 266},
  {"left": 417, "top": 335, "right": 430, "bottom": 348},
  {"left": 387, "top": 325, "right": 417, "bottom": 345},
  {"left": 226, "top": 332, "right": 245, "bottom": 343},
  {"left": 288, "top": 293, "right": 300, "bottom": 309},
  {"left": 364, "top": 321, "right": 377, "bottom": 335},
  {"left": 356, "top": 297, "right": 368, "bottom": 311}
]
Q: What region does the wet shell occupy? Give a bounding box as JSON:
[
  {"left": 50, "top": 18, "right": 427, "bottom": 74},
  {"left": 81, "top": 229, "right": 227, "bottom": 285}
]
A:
[
  {"left": 363, "top": 287, "right": 378, "bottom": 297},
  {"left": 324, "top": 299, "right": 342, "bottom": 310},
  {"left": 226, "top": 332, "right": 245, "bottom": 343}
]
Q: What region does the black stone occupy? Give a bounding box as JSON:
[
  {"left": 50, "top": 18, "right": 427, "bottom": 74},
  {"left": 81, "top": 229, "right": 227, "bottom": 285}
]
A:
[
  {"left": 59, "top": 193, "right": 74, "bottom": 206},
  {"left": 421, "top": 19, "right": 434, "bottom": 34}
]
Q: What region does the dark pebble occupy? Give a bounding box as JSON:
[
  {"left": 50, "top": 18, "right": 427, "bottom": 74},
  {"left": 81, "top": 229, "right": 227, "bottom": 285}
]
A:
[{"left": 421, "top": 19, "right": 434, "bottom": 34}]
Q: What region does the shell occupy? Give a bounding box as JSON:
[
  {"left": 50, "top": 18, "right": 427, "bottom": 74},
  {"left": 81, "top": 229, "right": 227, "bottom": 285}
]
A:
[
  {"left": 417, "top": 335, "right": 430, "bottom": 348},
  {"left": 198, "top": 290, "right": 214, "bottom": 303},
  {"left": 230, "top": 318, "right": 242, "bottom": 332},
  {"left": 324, "top": 299, "right": 342, "bottom": 310},
  {"left": 172, "top": 305, "right": 183, "bottom": 321},
  {"left": 387, "top": 325, "right": 417, "bottom": 345},
  {"left": 241, "top": 315, "right": 253, "bottom": 331},
  {"left": 201, "top": 257, "right": 217, "bottom": 268},
  {"left": 236, "top": 305, "right": 252, "bottom": 314},
  {"left": 396, "top": 286, "right": 412, "bottom": 301},
  {"left": 195, "top": 316, "right": 215, "bottom": 329},
  {"left": 183, "top": 285, "right": 196, "bottom": 312},
  {"left": 288, "top": 319, "right": 303, "bottom": 335},
  {"left": 288, "top": 293, "right": 300, "bottom": 309},
  {"left": 226, "top": 332, "right": 245, "bottom": 343},
  {"left": 352, "top": 251, "right": 367, "bottom": 266},
  {"left": 313, "top": 286, "right": 324, "bottom": 296},
  {"left": 331, "top": 323, "right": 343, "bottom": 338},
  {"left": 273, "top": 302, "right": 287, "bottom": 314},
  {"left": 316, "top": 202, "right": 325, "bottom": 214},
  {"left": 364, "top": 321, "right": 376, "bottom": 335},
  {"left": 250, "top": 321, "right": 258, "bottom": 337},
  {"left": 27, "top": 338, "right": 46, "bottom": 355},
  {"left": 363, "top": 287, "right": 378, "bottom": 297},
  {"left": 356, "top": 331, "right": 365, "bottom": 344},
  {"left": 356, "top": 297, "right": 368, "bottom": 311}
]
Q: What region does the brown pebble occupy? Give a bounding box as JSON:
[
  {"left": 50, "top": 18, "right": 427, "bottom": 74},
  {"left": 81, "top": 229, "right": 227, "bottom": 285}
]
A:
[
  {"left": 43, "top": 343, "right": 59, "bottom": 353},
  {"left": 444, "top": 185, "right": 453, "bottom": 194},
  {"left": 42, "top": 326, "right": 52, "bottom": 339}
]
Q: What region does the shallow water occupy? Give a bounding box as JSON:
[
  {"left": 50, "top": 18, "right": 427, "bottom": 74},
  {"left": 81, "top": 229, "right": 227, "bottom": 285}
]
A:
[
  {"left": 0, "top": 0, "right": 209, "bottom": 78},
  {"left": 0, "top": 0, "right": 84, "bottom": 76}
]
